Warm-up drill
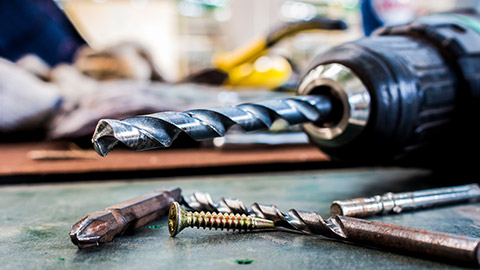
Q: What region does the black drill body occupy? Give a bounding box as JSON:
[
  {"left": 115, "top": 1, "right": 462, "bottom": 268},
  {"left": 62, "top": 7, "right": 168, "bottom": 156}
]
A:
[{"left": 301, "top": 11, "right": 480, "bottom": 166}]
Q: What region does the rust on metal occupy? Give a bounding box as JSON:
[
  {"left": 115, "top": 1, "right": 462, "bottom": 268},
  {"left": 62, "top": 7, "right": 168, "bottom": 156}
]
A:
[
  {"left": 69, "top": 188, "right": 480, "bottom": 266},
  {"left": 336, "top": 215, "right": 480, "bottom": 266},
  {"left": 70, "top": 188, "right": 181, "bottom": 248},
  {"left": 183, "top": 191, "right": 480, "bottom": 266},
  {"left": 330, "top": 184, "right": 480, "bottom": 217}
]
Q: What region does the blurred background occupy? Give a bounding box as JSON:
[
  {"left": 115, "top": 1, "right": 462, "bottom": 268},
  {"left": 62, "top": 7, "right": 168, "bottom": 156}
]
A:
[
  {"left": 59, "top": 0, "right": 476, "bottom": 78},
  {"left": 57, "top": 0, "right": 476, "bottom": 79}
]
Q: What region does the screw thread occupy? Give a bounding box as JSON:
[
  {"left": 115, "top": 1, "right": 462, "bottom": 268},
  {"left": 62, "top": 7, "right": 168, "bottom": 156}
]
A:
[
  {"left": 168, "top": 202, "right": 274, "bottom": 236},
  {"left": 187, "top": 211, "right": 256, "bottom": 232}
]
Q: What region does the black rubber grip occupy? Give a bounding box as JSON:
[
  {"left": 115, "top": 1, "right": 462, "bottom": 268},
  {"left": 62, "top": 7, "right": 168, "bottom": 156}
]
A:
[
  {"left": 306, "top": 36, "right": 457, "bottom": 164},
  {"left": 364, "top": 36, "right": 457, "bottom": 157}
]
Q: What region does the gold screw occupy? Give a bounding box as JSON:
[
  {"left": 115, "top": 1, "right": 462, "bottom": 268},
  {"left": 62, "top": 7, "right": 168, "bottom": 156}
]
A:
[{"left": 168, "top": 202, "right": 275, "bottom": 237}]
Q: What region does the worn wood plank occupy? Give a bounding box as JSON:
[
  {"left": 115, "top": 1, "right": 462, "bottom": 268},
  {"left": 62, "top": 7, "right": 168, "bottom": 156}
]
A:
[{"left": 0, "top": 142, "right": 329, "bottom": 175}]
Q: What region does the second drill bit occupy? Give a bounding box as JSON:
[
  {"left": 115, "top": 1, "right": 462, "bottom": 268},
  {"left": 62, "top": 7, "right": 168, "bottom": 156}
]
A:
[
  {"left": 178, "top": 192, "right": 480, "bottom": 266},
  {"left": 92, "top": 95, "right": 332, "bottom": 156}
]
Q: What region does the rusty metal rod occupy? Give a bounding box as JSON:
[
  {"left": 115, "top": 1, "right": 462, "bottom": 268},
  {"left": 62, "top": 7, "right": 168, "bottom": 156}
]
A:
[
  {"left": 330, "top": 184, "right": 480, "bottom": 217},
  {"left": 335, "top": 215, "right": 480, "bottom": 265}
]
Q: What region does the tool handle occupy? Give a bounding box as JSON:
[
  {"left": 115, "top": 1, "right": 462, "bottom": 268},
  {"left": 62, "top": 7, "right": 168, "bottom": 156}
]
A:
[{"left": 336, "top": 216, "right": 480, "bottom": 266}]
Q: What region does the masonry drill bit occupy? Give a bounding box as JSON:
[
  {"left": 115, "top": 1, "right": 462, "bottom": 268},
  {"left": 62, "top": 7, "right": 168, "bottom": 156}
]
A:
[
  {"left": 70, "top": 188, "right": 181, "bottom": 248},
  {"left": 180, "top": 192, "right": 480, "bottom": 266},
  {"left": 330, "top": 183, "right": 480, "bottom": 217},
  {"left": 92, "top": 95, "right": 332, "bottom": 156}
]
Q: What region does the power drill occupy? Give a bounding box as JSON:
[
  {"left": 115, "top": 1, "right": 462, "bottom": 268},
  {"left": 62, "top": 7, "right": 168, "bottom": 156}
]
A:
[
  {"left": 92, "top": 11, "right": 480, "bottom": 167},
  {"left": 297, "top": 10, "right": 480, "bottom": 165}
]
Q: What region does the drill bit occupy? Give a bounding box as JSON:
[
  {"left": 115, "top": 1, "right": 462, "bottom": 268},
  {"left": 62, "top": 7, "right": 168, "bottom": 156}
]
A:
[
  {"left": 330, "top": 184, "right": 480, "bottom": 217},
  {"left": 181, "top": 192, "right": 480, "bottom": 266},
  {"left": 70, "top": 188, "right": 181, "bottom": 248},
  {"left": 92, "top": 95, "right": 332, "bottom": 156}
]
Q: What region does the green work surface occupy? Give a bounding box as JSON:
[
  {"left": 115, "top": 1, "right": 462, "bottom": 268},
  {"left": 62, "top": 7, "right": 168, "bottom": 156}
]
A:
[{"left": 1, "top": 168, "right": 479, "bottom": 269}]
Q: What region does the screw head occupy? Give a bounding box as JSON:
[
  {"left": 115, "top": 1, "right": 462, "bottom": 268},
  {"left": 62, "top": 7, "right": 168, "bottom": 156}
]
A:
[{"left": 168, "top": 202, "right": 187, "bottom": 237}]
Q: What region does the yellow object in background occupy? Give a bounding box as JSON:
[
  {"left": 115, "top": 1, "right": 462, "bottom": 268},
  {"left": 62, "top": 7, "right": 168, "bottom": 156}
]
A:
[
  {"left": 213, "top": 38, "right": 267, "bottom": 72},
  {"left": 211, "top": 17, "right": 347, "bottom": 89},
  {"left": 213, "top": 38, "right": 292, "bottom": 89},
  {"left": 185, "top": 17, "right": 347, "bottom": 89},
  {"left": 226, "top": 56, "right": 292, "bottom": 88}
]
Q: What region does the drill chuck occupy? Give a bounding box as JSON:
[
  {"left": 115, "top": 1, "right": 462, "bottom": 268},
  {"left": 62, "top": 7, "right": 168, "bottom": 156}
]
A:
[
  {"left": 297, "top": 11, "right": 480, "bottom": 165},
  {"left": 298, "top": 35, "right": 457, "bottom": 163}
]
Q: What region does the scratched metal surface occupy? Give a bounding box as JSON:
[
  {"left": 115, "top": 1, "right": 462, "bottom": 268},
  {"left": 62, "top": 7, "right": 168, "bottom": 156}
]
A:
[{"left": 0, "top": 168, "right": 479, "bottom": 270}]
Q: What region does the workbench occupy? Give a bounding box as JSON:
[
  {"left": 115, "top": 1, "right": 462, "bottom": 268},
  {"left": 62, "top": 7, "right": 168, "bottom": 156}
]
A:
[{"left": 1, "top": 167, "right": 479, "bottom": 269}]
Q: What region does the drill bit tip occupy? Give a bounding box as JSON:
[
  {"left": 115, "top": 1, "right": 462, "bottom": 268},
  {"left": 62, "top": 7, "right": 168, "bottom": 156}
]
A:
[
  {"left": 92, "top": 119, "right": 140, "bottom": 157},
  {"left": 92, "top": 137, "right": 110, "bottom": 157},
  {"left": 92, "top": 120, "right": 116, "bottom": 157}
]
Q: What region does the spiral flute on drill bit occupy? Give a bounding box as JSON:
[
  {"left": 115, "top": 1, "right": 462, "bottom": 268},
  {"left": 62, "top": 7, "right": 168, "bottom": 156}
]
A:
[
  {"left": 181, "top": 192, "right": 345, "bottom": 237},
  {"left": 91, "top": 95, "right": 332, "bottom": 156},
  {"left": 179, "top": 192, "right": 480, "bottom": 266}
]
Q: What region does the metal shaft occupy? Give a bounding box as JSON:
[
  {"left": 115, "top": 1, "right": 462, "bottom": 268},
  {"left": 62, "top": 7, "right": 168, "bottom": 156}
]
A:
[
  {"left": 182, "top": 192, "right": 480, "bottom": 266},
  {"left": 338, "top": 216, "right": 480, "bottom": 265},
  {"left": 330, "top": 184, "right": 480, "bottom": 217},
  {"left": 92, "top": 95, "right": 332, "bottom": 156}
]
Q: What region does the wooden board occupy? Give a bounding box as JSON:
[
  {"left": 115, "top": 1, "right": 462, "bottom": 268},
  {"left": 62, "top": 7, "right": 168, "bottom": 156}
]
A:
[{"left": 0, "top": 142, "right": 329, "bottom": 176}]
